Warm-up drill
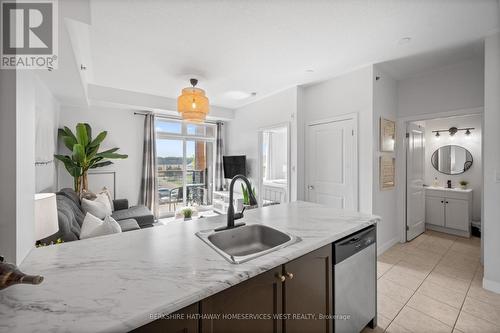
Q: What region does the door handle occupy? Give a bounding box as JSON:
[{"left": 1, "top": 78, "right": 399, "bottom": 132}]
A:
[{"left": 308, "top": 185, "right": 314, "bottom": 190}]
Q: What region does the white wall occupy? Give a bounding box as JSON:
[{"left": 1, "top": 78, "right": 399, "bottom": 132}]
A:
[
  {"left": 423, "top": 115, "right": 482, "bottom": 221},
  {"left": 35, "top": 76, "right": 60, "bottom": 193},
  {"left": 58, "top": 105, "right": 144, "bottom": 205},
  {"left": 301, "top": 66, "right": 374, "bottom": 213},
  {"left": 398, "top": 58, "right": 484, "bottom": 118},
  {"left": 15, "top": 72, "right": 37, "bottom": 265},
  {"left": 372, "top": 66, "right": 399, "bottom": 252},
  {"left": 483, "top": 32, "right": 500, "bottom": 293},
  {"left": 226, "top": 87, "right": 299, "bottom": 200},
  {"left": 0, "top": 69, "right": 18, "bottom": 263}
]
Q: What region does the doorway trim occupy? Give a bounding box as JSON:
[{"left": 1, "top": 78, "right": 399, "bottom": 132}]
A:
[
  {"left": 396, "top": 106, "right": 483, "bottom": 244},
  {"left": 305, "top": 112, "right": 359, "bottom": 210},
  {"left": 257, "top": 121, "right": 292, "bottom": 207}
]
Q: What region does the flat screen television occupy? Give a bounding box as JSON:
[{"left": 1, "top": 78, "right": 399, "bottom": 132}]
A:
[{"left": 223, "top": 155, "right": 246, "bottom": 179}]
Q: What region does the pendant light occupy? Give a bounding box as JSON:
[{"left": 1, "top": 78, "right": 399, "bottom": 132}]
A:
[{"left": 177, "top": 78, "right": 209, "bottom": 123}]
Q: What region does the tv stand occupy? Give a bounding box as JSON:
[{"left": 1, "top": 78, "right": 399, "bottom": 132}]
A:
[{"left": 213, "top": 190, "right": 244, "bottom": 214}]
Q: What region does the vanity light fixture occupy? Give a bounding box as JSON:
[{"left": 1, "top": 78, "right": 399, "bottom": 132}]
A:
[
  {"left": 432, "top": 127, "right": 474, "bottom": 138},
  {"left": 177, "top": 78, "right": 209, "bottom": 123}
]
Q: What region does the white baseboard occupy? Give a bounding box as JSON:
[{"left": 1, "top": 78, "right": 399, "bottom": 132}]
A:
[
  {"left": 483, "top": 278, "right": 500, "bottom": 294},
  {"left": 377, "top": 237, "right": 400, "bottom": 256}
]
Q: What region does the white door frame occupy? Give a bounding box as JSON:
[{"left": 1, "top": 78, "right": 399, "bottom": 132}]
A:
[
  {"left": 396, "top": 107, "right": 483, "bottom": 244},
  {"left": 305, "top": 112, "right": 359, "bottom": 210},
  {"left": 257, "top": 122, "right": 291, "bottom": 206}
]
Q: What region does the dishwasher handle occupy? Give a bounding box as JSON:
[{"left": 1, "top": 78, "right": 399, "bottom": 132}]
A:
[{"left": 333, "top": 226, "right": 376, "bottom": 265}]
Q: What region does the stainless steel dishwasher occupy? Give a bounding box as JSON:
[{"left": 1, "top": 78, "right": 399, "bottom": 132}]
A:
[{"left": 333, "top": 225, "right": 376, "bottom": 333}]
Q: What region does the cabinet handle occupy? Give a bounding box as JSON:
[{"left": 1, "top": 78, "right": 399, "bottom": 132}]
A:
[
  {"left": 441, "top": 200, "right": 444, "bottom": 203},
  {"left": 285, "top": 272, "right": 294, "bottom": 280},
  {"left": 445, "top": 201, "right": 449, "bottom": 204},
  {"left": 276, "top": 273, "right": 286, "bottom": 282}
]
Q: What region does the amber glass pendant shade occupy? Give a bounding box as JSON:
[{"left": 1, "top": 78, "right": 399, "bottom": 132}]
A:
[{"left": 177, "top": 83, "right": 209, "bottom": 123}]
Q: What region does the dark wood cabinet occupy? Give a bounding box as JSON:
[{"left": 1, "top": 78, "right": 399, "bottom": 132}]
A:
[
  {"left": 201, "top": 266, "right": 283, "bottom": 333},
  {"left": 283, "top": 244, "right": 332, "bottom": 333},
  {"left": 133, "top": 244, "right": 332, "bottom": 333},
  {"left": 131, "top": 303, "right": 199, "bottom": 333}
]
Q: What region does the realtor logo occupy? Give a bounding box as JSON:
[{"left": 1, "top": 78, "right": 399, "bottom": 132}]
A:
[{"left": 1, "top": 0, "right": 58, "bottom": 69}]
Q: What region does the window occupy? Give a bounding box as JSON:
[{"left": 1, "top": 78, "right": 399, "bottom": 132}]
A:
[{"left": 155, "top": 118, "right": 216, "bottom": 217}]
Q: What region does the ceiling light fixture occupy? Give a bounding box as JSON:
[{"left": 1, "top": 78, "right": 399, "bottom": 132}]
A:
[
  {"left": 398, "top": 37, "right": 412, "bottom": 45},
  {"left": 177, "top": 78, "right": 209, "bottom": 123},
  {"left": 432, "top": 127, "right": 474, "bottom": 138}
]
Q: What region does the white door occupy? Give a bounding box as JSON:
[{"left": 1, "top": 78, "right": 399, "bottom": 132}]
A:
[
  {"left": 406, "top": 123, "right": 426, "bottom": 241},
  {"left": 306, "top": 117, "right": 357, "bottom": 210}
]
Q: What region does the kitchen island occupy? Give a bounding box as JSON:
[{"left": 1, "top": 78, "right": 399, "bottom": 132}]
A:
[{"left": 0, "top": 201, "right": 379, "bottom": 333}]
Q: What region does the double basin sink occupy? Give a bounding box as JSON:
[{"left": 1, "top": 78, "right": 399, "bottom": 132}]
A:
[{"left": 196, "top": 224, "right": 301, "bottom": 264}]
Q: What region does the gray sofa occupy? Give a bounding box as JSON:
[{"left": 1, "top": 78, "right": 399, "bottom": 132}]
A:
[{"left": 41, "top": 188, "right": 154, "bottom": 243}]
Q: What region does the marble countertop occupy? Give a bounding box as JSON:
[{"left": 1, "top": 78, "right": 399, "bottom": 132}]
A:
[
  {"left": 0, "top": 201, "right": 379, "bottom": 333},
  {"left": 425, "top": 186, "right": 472, "bottom": 193}
]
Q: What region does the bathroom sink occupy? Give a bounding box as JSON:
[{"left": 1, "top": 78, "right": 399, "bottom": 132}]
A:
[{"left": 196, "top": 224, "right": 301, "bottom": 264}]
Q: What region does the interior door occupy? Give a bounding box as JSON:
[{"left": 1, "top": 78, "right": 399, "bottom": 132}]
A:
[
  {"left": 306, "top": 117, "right": 357, "bottom": 210},
  {"left": 406, "top": 123, "right": 426, "bottom": 241}
]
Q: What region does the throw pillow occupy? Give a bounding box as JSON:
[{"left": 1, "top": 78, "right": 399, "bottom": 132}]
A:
[
  {"left": 81, "top": 194, "right": 112, "bottom": 219},
  {"left": 98, "top": 187, "right": 114, "bottom": 211},
  {"left": 80, "top": 213, "right": 122, "bottom": 239},
  {"left": 80, "top": 189, "right": 97, "bottom": 201}
]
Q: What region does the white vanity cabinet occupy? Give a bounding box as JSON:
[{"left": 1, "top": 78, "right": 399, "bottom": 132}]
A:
[{"left": 425, "top": 187, "right": 472, "bottom": 237}]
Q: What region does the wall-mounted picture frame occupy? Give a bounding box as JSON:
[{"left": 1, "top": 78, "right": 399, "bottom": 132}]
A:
[
  {"left": 380, "top": 117, "right": 396, "bottom": 152},
  {"left": 380, "top": 155, "right": 395, "bottom": 190}
]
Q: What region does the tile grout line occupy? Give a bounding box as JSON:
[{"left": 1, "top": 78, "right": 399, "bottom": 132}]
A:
[
  {"left": 450, "top": 259, "right": 481, "bottom": 331},
  {"left": 381, "top": 234, "right": 454, "bottom": 332}
]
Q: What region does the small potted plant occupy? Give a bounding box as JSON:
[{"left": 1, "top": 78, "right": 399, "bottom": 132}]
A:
[
  {"left": 182, "top": 208, "right": 193, "bottom": 221},
  {"left": 459, "top": 180, "right": 468, "bottom": 189}
]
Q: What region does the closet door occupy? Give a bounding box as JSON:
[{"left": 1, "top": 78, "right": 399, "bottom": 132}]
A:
[{"left": 425, "top": 196, "right": 444, "bottom": 227}]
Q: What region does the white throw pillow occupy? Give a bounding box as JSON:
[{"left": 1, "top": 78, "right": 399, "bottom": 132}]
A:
[
  {"left": 98, "top": 187, "right": 114, "bottom": 211},
  {"left": 80, "top": 213, "right": 122, "bottom": 239},
  {"left": 82, "top": 193, "right": 112, "bottom": 219}
]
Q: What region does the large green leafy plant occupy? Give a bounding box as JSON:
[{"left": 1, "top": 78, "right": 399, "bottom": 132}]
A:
[{"left": 54, "top": 123, "right": 127, "bottom": 193}]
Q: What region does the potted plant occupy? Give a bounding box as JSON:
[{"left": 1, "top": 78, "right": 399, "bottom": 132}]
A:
[
  {"left": 182, "top": 208, "right": 193, "bottom": 221},
  {"left": 241, "top": 183, "right": 256, "bottom": 206},
  {"left": 54, "top": 123, "right": 128, "bottom": 194},
  {"left": 459, "top": 180, "right": 468, "bottom": 189}
]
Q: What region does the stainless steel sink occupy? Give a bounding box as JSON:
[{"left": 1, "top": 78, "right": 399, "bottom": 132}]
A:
[{"left": 196, "top": 224, "right": 301, "bottom": 264}]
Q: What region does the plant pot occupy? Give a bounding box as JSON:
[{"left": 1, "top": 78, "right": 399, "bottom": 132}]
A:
[
  {"left": 184, "top": 217, "right": 192, "bottom": 221},
  {"left": 460, "top": 185, "right": 467, "bottom": 190}
]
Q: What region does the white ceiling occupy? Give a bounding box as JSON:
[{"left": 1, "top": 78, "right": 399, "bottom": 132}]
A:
[
  {"left": 86, "top": 0, "right": 499, "bottom": 109},
  {"left": 378, "top": 41, "right": 485, "bottom": 80}
]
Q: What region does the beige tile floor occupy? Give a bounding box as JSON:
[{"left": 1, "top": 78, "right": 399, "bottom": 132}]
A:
[{"left": 363, "top": 230, "right": 500, "bottom": 333}]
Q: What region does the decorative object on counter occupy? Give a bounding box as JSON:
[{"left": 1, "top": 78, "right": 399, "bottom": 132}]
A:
[
  {"left": 241, "top": 183, "right": 256, "bottom": 206},
  {"left": 379, "top": 156, "right": 395, "bottom": 190},
  {"left": 380, "top": 117, "right": 396, "bottom": 152},
  {"left": 34, "top": 193, "right": 59, "bottom": 242},
  {"left": 36, "top": 238, "right": 64, "bottom": 247},
  {"left": 182, "top": 208, "right": 193, "bottom": 221},
  {"left": 431, "top": 145, "right": 473, "bottom": 175},
  {"left": 0, "top": 256, "right": 43, "bottom": 290},
  {"left": 54, "top": 123, "right": 128, "bottom": 195},
  {"left": 459, "top": 180, "right": 469, "bottom": 189},
  {"left": 447, "top": 180, "right": 452, "bottom": 188},
  {"left": 432, "top": 177, "right": 440, "bottom": 187}
]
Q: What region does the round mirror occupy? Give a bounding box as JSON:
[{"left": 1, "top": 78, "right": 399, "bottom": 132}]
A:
[{"left": 431, "top": 145, "right": 473, "bottom": 175}]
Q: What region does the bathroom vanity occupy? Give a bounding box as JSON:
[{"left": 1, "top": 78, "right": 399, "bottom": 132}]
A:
[{"left": 425, "top": 186, "right": 472, "bottom": 237}]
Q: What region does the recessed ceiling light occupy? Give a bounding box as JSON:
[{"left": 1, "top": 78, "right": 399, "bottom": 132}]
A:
[
  {"left": 398, "top": 37, "right": 412, "bottom": 45},
  {"left": 224, "top": 91, "right": 253, "bottom": 100}
]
